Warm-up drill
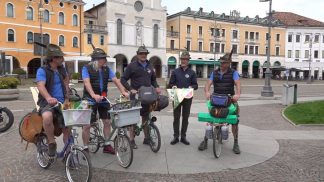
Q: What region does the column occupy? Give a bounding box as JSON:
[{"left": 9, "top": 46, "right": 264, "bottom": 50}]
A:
[
  {"left": 291, "top": 71, "right": 296, "bottom": 79},
  {"left": 300, "top": 71, "right": 304, "bottom": 80},
  {"left": 311, "top": 68, "right": 315, "bottom": 80},
  {"left": 74, "top": 59, "right": 79, "bottom": 73},
  {"left": 248, "top": 63, "right": 253, "bottom": 78},
  {"left": 203, "top": 65, "right": 208, "bottom": 78},
  {"left": 318, "top": 67, "right": 323, "bottom": 80},
  {"left": 191, "top": 64, "right": 196, "bottom": 73}
]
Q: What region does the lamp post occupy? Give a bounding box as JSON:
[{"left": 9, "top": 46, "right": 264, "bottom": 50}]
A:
[
  {"left": 307, "top": 35, "right": 313, "bottom": 84},
  {"left": 260, "top": 0, "right": 274, "bottom": 97},
  {"left": 26, "top": 0, "right": 54, "bottom": 66},
  {"left": 209, "top": 21, "right": 221, "bottom": 70}
]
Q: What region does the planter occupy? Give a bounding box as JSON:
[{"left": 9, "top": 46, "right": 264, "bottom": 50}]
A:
[
  {"left": 71, "top": 79, "right": 79, "bottom": 84},
  {"left": 0, "top": 89, "right": 19, "bottom": 100}
]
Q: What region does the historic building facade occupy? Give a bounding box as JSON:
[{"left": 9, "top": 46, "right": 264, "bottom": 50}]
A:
[
  {"left": 166, "top": 8, "right": 286, "bottom": 78},
  {"left": 106, "top": 0, "right": 167, "bottom": 78},
  {"left": 0, "top": 0, "right": 84, "bottom": 77}
]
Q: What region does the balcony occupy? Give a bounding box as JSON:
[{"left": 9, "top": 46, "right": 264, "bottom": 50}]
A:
[
  {"left": 84, "top": 24, "right": 108, "bottom": 34},
  {"left": 245, "top": 38, "right": 259, "bottom": 44},
  {"left": 167, "top": 31, "right": 179, "bottom": 38}
]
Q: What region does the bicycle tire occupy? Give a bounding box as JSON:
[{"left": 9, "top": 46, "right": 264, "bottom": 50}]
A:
[
  {"left": 65, "top": 148, "right": 92, "bottom": 182},
  {"left": 114, "top": 134, "right": 133, "bottom": 168},
  {"left": 36, "top": 134, "right": 53, "bottom": 169},
  {"left": 149, "top": 123, "right": 161, "bottom": 153},
  {"left": 0, "top": 107, "right": 14, "bottom": 132},
  {"left": 213, "top": 126, "right": 222, "bottom": 158},
  {"left": 88, "top": 125, "right": 100, "bottom": 153}
]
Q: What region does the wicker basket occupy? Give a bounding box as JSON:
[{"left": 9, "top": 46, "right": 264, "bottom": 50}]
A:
[{"left": 62, "top": 109, "right": 92, "bottom": 127}]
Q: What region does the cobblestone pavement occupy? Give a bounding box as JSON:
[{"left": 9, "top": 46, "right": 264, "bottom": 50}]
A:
[{"left": 1, "top": 78, "right": 324, "bottom": 181}]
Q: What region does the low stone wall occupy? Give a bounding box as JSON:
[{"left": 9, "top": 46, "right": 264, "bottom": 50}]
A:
[{"left": 0, "top": 89, "right": 19, "bottom": 100}]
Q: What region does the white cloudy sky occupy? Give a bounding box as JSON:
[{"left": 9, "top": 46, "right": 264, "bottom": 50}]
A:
[{"left": 84, "top": 0, "right": 324, "bottom": 21}]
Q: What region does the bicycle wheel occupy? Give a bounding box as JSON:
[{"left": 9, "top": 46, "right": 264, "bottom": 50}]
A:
[
  {"left": 88, "top": 125, "right": 100, "bottom": 153},
  {"left": 0, "top": 107, "right": 14, "bottom": 132},
  {"left": 36, "top": 134, "right": 53, "bottom": 169},
  {"left": 213, "top": 126, "right": 222, "bottom": 158},
  {"left": 65, "top": 147, "right": 92, "bottom": 182},
  {"left": 114, "top": 133, "right": 133, "bottom": 168},
  {"left": 149, "top": 123, "right": 161, "bottom": 153}
]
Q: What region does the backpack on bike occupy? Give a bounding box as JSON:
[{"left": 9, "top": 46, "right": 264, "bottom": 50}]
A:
[
  {"left": 138, "top": 86, "right": 158, "bottom": 105},
  {"left": 154, "top": 95, "right": 169, "bottom": 111}
]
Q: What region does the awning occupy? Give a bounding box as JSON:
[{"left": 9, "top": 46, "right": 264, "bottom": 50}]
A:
[
  {"left": 189, "top": 60, "right": 220, "bottom": 66},
  {"left": 242, "top": 60, "right": 249, "bottom": 68},
  {"left": 253, "top": 61, "right": 260, "bottom": 66},
  {"left": 168, "top": 57, "right": 177, "bottom": 65}
]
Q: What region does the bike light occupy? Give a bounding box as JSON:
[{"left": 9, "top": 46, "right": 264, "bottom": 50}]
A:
[{"left": 151, "top": 116, "right": 157, "bottom": 122}]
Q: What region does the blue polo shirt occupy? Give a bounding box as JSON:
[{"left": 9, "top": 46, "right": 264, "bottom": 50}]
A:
[
  {"left": 209, "top": 70, "right": 240, "bottom": 81},
  {"left": 82, "top": 66, "right": 116, "bottom": 92},
  {"left": 36, "top": 68, "right": 66, "bottom": 103}
]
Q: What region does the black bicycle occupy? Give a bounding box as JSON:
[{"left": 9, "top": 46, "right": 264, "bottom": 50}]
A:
[{"left": 0, "top": 107, "right": 14, "bottom": 132}]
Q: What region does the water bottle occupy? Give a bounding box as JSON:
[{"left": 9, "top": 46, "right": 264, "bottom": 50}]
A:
[
  {"left": 221, "top": 125, "right": 229, "bottom": 140},
  {"left": 205, "top": 124, "right": 213, "bottom": 139}
]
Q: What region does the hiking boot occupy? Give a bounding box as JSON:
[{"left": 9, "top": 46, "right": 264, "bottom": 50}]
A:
[
  {"left": 180, "top": 137, "right": 190, "bottom": 145},
  {"left": 170, "top": 137, "right": 179, "bottom": 145},
  {"left": 143, "top": 138, "right": 152, "bottom": 145},
  {"left": 198, "top": 140, "right": 208, "bottom": 151},
  {"left": 48, "top": 143, "right": 57, "bottom": 158},
  {"left": 130, "top": 140, "right": 137, "bottom": 149},
  {"left": 233, "top": 143, "right": 241, "bottom": 154},
  {"left": 103, "top": 145, "right": 115, "bottom": 155}
]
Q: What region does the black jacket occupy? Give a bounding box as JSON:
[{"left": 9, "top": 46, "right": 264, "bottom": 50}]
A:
[
  {"left": 168, "top": 67, "right": 198, "bottom": 90},
  {"left": 121, "top": 60, "right": 159, "bottom": 91}
]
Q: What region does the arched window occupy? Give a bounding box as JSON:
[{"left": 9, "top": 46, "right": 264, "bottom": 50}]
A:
[
  {"left": 43, "top": 10, "right": 50, "bottom": 23},
  {"left": 7, "top": 3, "right": 14, "bottom": 17},
  {"left": 27, "top": 32, "right": 33, "bottom": 43},
  {"left": 44, "top": 33, "right": 50, "bottom": 43},
  {"left": 72, "top": 14, "right": 78, "bottom": 26},
  {"left": 117, "top": 19, "right": 123, "bottom": 45},
  {"left": 153, "top": 24, "right": 159, "bottom": 48},
  {"left": 59, "top": 35, "right": 64, "bottom": 46},
  {"left": 72, "top": 37, "right": 78, "bottom": 47},
  {"left": 59, "top": 12, "right": 64, "bottom": 25},
  {"left": 8, "top": 29, "right": 15, "bottom": 42},
  {"left": 26, "top": 7, "right": 33, "bottom": 20}
]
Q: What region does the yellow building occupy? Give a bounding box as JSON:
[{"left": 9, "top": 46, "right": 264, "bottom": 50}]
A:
[
  {"left": 0, "top": 0, "right": 84, "bottom": 77},
  {"left": 83, "top": 2, "right": 108, "bottom": 56},
  {"left": 167, "top": 8, "right": 286, "bottom": 78}
]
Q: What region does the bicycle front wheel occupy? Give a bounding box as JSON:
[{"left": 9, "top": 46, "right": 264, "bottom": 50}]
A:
[
  {"left": 65, "top": 148, "right": 92, "bottom": 182},
  {"left": 114, "top": 134, "right": 133, "bottom": 168},
  {"left": 0, "top": 107, "right": 14, "bottom": 132},
  {"left": 213, "top": 126, "right": 222, "bottom": 158},
  {"left": 149, "top": 123, "right": 161, "bottom": 153}
]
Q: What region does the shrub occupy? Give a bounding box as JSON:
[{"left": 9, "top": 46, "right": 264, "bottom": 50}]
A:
[
  {"left": 71, "top": 73, "right": 80, "bottom": 80},
  {"left": 115, "top": 71, "right": 121, "bottom": 79},
  {"left": 12, "top": 68, "right": 27, "bottom": 75},
  {"left": 0, "top": 77, "right": 20, "bottom": 89}
]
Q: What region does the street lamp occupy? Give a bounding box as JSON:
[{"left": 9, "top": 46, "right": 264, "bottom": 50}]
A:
[
  {"left": 260, "top": 0, "right": 274, "bottom": 97},
  {"left": 26, "top": 1, "right": 54, "bottom": 66},
  {"left": 209, "top": 21, "right": 222, "bottom": 70},
  {"left": 307, "top": 35, "right": 313, "bottom": 84}
]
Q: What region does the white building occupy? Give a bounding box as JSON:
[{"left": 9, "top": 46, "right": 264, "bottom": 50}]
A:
[
  {"left": 273, "top": 12, "right": 324, "bottom": 80},
  {"left": 106, "top": 0, "right": 167, "bottom": 78}
]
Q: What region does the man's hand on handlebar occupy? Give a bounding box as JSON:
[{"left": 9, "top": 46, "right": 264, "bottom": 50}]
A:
[
  {"left": 46, "top": 97, "right": 58, "bottom": 105},
  {"left": 232, "top": 94, "right": 240, "bottom": 102},
  {"left": 92, "top": 94, "right": 104, "bottom": 103},
  {"left": 205, "top": 92, "right": 211, "bottom": 100},
  {"left": 155, "top": 87, "right": 162, "bottom": 95},
  {"left": 122, "top": 91, "right": 130, "bottom": 98}
]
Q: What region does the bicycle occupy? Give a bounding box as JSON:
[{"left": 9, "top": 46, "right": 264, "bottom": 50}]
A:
[
  {"left": 198, "top": 100, "right": 238, "bottom": 158},
  {"left": 87, "top": 97, "right": 141, "bottom": 168},
  {"left": 0, "top": 106, "right": 14, "bottom": 133},
  {"left": 35, "top": 104, "right": 92, "bottom": 182}
]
